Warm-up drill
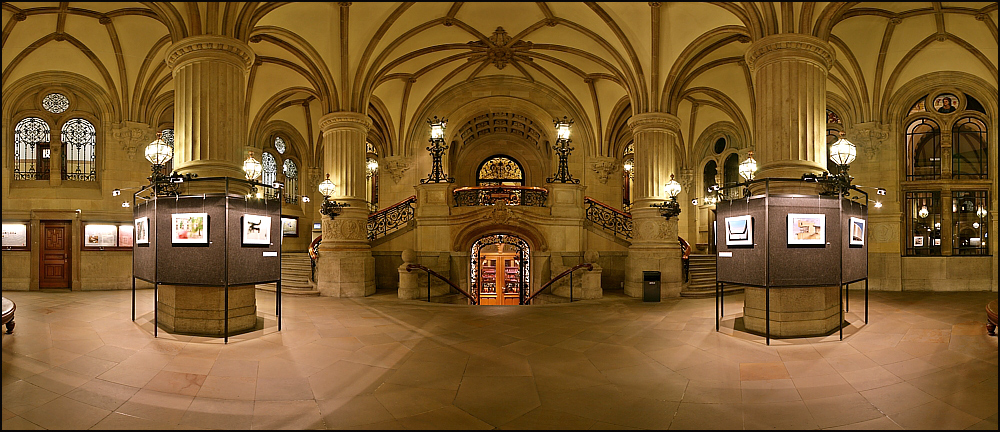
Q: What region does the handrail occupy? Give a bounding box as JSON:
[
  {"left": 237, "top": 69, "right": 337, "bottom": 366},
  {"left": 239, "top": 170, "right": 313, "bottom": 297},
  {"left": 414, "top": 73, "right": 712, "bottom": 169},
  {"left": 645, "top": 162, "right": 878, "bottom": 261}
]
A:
[
  {"left": 584, "top": 196, "right": 631, "bottom": 218},
  {"left": 454, "top": 185, "right": 548, "bottom": 207},
  {"left": 308, "top": 235, "right": 321, "bottom": 261},
  {"left": 453, "top": 185, "right": 549, "bottom": 192},
  {"left": 679, "top": 236, "right": 691, "bottom": 260},
  {"left": 584, "top": 196, "right": 633, "bottom": 240},
  {"left": 525, "top": 263, "right": 594, "bottom": 304},
  {"left": 369, "top": 195, "right": 416, "bottom": 217},
  {"left": 405, "top": 263, "right": 477, "bottom": 305}
]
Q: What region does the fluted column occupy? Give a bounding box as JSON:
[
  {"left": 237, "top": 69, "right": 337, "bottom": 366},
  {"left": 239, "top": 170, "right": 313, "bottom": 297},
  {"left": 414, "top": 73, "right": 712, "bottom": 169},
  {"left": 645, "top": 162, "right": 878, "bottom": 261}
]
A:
[
  {"left": 624, "top": 113, "right": 683, "bottom": 299},
  {"left": 166, "top": 35, "right": 254, "bottom": 179},
  {"left": 745, "top": 34, "right": 834, "bottom": 191},
  {"left": 316, "top": 112, "right": 375, "bottom": 297}
]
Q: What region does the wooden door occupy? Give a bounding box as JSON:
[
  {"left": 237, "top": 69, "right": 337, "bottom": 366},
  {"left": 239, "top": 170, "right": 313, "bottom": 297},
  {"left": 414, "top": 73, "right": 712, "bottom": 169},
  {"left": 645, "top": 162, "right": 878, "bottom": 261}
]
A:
[
  {"left": 499, "top": 255, "right": 521, "bottom": 305},
  {"left": 479, "top": 252, "right": 521, "bottom": 305},
  {"left": 40, "top": 221, "right": 71, "bottom": 289}
]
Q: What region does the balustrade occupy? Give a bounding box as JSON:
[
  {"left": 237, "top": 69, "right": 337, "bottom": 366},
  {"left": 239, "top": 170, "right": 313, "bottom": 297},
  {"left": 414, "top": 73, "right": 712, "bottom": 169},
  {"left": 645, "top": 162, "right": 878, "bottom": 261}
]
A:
[{"left": 453, "top": 186, "right": 548, "bottom": 207}]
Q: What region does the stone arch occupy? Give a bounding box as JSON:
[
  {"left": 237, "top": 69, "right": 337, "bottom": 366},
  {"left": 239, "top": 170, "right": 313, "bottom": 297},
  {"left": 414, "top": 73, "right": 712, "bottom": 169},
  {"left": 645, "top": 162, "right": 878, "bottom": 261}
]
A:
[{"left": 452, "top": 215, "right": 548, "bottom": 254}]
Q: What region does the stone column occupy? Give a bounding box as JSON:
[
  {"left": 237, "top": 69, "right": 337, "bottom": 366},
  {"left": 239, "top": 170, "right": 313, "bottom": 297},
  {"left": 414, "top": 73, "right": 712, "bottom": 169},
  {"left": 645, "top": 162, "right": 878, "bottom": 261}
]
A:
[
  {"left": 156, "top": 35, "right": 257, "bottom": 336},
  {"left": 745, "top": 34, "right": 834, "bottom": 194},
  {"left": 625, "top": 113, "right": 683, "bottom": 299},
  {"left": 166, "top": 35, "right": 254, "bottom": 179},
  {"left": 316, "top": 112, "right": 375, "bottom": 297},
  {"left": 741, "top": 34, "right": 841, "bottom": 336}
]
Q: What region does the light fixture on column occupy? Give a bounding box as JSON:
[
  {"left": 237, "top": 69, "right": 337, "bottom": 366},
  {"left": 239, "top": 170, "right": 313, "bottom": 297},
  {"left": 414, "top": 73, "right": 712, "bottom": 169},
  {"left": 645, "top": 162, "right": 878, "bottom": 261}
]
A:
[
  {"left": 318, "top": 174, "right": 349, "bottom": 220},
  {"left": 651, "top": 174, "right": 683, "bottom": 220},
  {"left": 420, "top": 116, "right": 454, "bottom": 184},
  {"left": 827, "top": 134, "right": 857, "bottom": 196},
  {"left": 144, "top": 132, "right": 178, "bottom": 196},
  {"left": 739, "top": 151, "right": 757, "bottom": 181},
  {"left": 623, "top": 161, "right": 634, "bottom": 179},
  {"left": 243, "top": 151, "right": 263, "bottom": 197},
  {"left": 366, "top": 158, "right": 379, "bottom": 179},
  {"left": 546, "top": 116, "right": 580, "bottom": 184}
]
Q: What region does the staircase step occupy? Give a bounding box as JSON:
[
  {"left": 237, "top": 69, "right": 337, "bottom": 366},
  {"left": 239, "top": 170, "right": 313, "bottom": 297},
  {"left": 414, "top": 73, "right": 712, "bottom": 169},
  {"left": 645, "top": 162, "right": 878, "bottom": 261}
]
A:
[
  {"left": 680, "top": 286, "right": 745, "bottom": 299},
  {"left": 256, "top": 283, "right": 320, "bottom": 296}
]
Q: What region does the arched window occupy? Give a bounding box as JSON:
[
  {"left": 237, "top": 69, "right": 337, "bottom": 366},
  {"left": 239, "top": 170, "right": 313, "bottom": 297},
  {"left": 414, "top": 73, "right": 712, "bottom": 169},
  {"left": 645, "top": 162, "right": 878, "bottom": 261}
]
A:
[
  {"left": 160, "top": 128, "right": 174, "bottom": 174},
  {"left": 61, "top": 118, "right": 96, "bottom": 181},
  {"left": 274, "top": 136, "right": 286, "bottom": 154},
  {"left": 622, "top": 142, "right": 634, "bottom": 213},
  {"left": 713, "top": 137, "right": 726, "bottom": 154},
  {"left": 952, "top": 117, "right": 987, "bottom": 179},
  {"left": 723, "top": 153, "right": 740, "bottom": 198},
  {"left": 366, "top": 142, "right": 379, "bottom": 213},
  {"left": 14, "top": 117, "right": 51, "bottom": 180},
  {"left": 477, "top": 155, "right": 524, "bottom": 186},
  {"left": 283, "top": 159, "right": 298, "bottom": 203},
  {"left": 262, "top": 152, "right": 277, "bottom": 199},
  {"left": 905, "top": 118, "right": 941, "bottom": 181},
  {"left": 703, "top": 160, "right": 718, "bottom": 199}
]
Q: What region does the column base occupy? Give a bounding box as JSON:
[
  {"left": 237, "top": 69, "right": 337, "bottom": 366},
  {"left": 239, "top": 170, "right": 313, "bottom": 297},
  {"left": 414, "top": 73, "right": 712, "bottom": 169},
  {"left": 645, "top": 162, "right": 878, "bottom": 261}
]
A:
[
  {"left": 316, "top": 251, "right": 375, "bottom": 297},
  {"left": 743, "top": 286, "right": 841, "bottom": 337},
  {"left": 156, "top": 284, "right": 257, "bottom": 336}
]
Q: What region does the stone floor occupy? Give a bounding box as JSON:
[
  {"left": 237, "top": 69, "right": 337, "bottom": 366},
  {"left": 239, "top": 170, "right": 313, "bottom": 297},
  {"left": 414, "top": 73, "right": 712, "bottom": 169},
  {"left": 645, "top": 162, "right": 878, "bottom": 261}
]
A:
[{"left": 1, "top": 288, "right": 997, "bottom": 430}]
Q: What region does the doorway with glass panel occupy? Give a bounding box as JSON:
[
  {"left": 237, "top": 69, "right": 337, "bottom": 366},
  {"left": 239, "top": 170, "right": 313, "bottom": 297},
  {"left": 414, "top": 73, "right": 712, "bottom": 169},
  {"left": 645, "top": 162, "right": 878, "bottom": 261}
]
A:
[{"left": 471, "top": 234, "right": 529, "bottom": 305}]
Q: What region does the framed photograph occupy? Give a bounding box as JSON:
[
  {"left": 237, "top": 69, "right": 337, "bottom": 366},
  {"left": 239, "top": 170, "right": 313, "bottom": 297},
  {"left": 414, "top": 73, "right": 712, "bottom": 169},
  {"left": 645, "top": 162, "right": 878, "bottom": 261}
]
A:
[
  {"left": 118, "top": 225, "right": 134, "bottom": 248},
  {"left": 724, "top": 215, "right": 753, "bottom": 246},
  {"left": 913, "top": 236, "right": 924, "bottom": 247},
  {"left": 787, "top": 213, "right": 826, "bottom": 245},
  {"left": 84, "top": 224, "right": 118, "bottom": 248},
  {"left": 281, "top": 216, "right": 298, "bottom": 237},
  {"left": 172, "top": 213, "right": 209, "bottom": 244},
  {"left": 2, "top": 223, "right": 29, "bottom": 250},
  {"left": 134, "top": 217, "right": 150, "bottom": 245},
  {"left": 933, "top": 238, "right": 941, "bottom": 246},
  {"left": 849, "top": 217, "right": 866, "bottom": 246},
  {"left": 242, "top": 214, "right": 271, "bottom": 245}
]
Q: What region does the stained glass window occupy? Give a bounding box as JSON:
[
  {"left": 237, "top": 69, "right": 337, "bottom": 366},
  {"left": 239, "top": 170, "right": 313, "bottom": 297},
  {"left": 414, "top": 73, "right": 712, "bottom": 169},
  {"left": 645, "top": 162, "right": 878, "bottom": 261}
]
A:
[
  {"left": 61, "top": 118, "right": 96, "bottom": 181},
  {"left": 477, "top": 156, "right": 524, "bottom": 186},
  {"left": 908, "top": 97, "right": 927, "bottom": 115},
  {"left": 905, "top": 118, "right": 941, "bottom": 181},
  {"left": 283, "top": 159, "right": 298, "bottom": 203},
  {"left": 14, "top": 117, "right": 51, "bottom": 180},
  {"left": 42, "top": 93, "right": 69, "bottom": 114},
  {"left": 952, "top": 117, "right": 987, "bottom": 179},
  {"left": 826, "top": 109, "right": 842, "bottom": 124},
  {"left": 623, "top": 142, "right": 634, "bottom": 213},
  {"left": 274, "top": 136, "right": 286, "bottom": 154}
]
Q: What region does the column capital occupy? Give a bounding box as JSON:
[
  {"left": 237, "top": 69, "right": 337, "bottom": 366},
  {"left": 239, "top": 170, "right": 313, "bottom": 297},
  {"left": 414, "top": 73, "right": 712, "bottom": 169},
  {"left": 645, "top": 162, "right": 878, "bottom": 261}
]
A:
[
  {"left": 744, "top": 34, "right": 835, "bottom": 72},
  {"left": 319, "top": 111, "right": 372, "bottom": 133},
  {"left": 627, "top": 112, "right": 681, "bottom": 134},
  {"left": 166, "top": 35, "right": 255, "bottom": 71}
]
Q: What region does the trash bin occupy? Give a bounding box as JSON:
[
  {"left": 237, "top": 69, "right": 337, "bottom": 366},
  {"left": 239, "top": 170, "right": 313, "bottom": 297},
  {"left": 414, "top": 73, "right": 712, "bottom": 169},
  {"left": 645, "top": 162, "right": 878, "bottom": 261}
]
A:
[{"left": 642, "top": 271, "right": 660, "bottom": 302}]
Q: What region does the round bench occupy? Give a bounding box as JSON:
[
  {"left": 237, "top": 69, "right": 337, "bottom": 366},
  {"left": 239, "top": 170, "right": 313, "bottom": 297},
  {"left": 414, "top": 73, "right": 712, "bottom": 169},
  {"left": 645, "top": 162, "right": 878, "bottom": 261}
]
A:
[
  {"left": 1, "top": 297, "right": 14, "bottom": 335},
  {"left": 988, "top": 299, "right": 997, "bottom": 336}
]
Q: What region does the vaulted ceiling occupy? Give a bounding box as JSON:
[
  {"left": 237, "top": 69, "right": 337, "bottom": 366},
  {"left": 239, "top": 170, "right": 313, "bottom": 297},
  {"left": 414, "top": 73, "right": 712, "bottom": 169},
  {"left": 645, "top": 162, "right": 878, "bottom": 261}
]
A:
[{"left": 2, "top": 2, "right": 997, "bottom": 166}]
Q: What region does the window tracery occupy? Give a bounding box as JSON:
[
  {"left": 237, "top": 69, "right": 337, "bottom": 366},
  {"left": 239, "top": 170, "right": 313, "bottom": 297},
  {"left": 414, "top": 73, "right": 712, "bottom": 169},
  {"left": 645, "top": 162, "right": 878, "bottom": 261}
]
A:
[
  {"left": 14, "top": 117, "right": 51, "bottom": 180},
  {"left": 262, "top": 152, "right": 277, "bottom": 199},
  {"left": 477, "top": 155, "right": 524, "bottom": 186},
  {"left": 283, "top": 158, "right": 298, "bottom": 203},
  {"left": 42, "top": 93, "right": 69, "bottom": 114},
  {"left": 60, "top": 118, "right": 97, "bottom": 181}
]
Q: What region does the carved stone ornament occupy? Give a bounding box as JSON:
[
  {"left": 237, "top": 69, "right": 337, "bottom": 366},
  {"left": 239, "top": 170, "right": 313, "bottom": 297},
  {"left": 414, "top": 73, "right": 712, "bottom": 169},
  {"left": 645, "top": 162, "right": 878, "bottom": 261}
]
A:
[
  {"left": 678, "top": 168, "right": 695, "bottom": 192},
  {"left": 489, "top": 202, "right": 516, "bottom": 225},
  {"left": 112, "top": 121, "right": 156, "bottom": 160},
  {"left": 382, "top": 156, "right": 412, "bottom": 184},
  {"left": 590, "top": 158, "right": 619, "bottom": 184},
  {"left": 323, "top": 218, "right": 367, "bottom": 242},
  {"left": 468, "top": 27, "right": 533, "bottom": 70},
  {"left": 846, "top": 122, "right": 890, "bottom": 161},
  {"left": 307, "top": 167, "right": 322, "bottom": 191},
  {"left": 744, "top": 34, "right": 836, "bottom": 71}
]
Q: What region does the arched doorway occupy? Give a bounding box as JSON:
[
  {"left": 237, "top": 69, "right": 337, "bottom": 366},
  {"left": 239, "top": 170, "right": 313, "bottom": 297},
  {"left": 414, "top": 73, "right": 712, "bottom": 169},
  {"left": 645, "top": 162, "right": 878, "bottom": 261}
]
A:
[{"left": 470, "top": 233, "right": 530, "bottom": 305}]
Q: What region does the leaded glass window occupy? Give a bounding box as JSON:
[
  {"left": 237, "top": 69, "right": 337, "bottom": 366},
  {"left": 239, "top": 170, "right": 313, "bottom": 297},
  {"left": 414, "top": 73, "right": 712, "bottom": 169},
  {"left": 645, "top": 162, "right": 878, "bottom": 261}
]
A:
[
  {"left": 14, "top": 117, "right": 51, "bottom": 180},
  {"left": 160, "top": 128, "right": 174, "bottom": 173},
  {"left": 952, "top": 117, "right": 987, "bottom": 180},
  {"left": 722, "top": 153, "right": 740, "bottom": 200},
  {"left": 905, "top": 191, "right": 942, "bottom": 256},
  {"left": 623, "top": 142, "right": 634, "bottom": 213},
  {"left": 952, "top": 190, "right": 989, "bottom": 256},
  {"left": 283, "top": 159, "right": 298, "bottom": 203},
  {"left": 477, "top": 155, "right": 524, "bottom": 186},
  {"left": 61, "top": 118, "right": 96, "bottom": 181},
  {"left": 274, "top": 136, "right": 286, "bottom": 154},
  {"left": 262, "top": 152, "right": 278, "bottom": 199},
  {"left": 905, "top": 118, "right": 941, "bottom": 181},
  {"left": 42, "top": 93, "right": 69, "bottom": 114},
  {"left": 703, "top": 160, "right": 718, "bottom": 198}
]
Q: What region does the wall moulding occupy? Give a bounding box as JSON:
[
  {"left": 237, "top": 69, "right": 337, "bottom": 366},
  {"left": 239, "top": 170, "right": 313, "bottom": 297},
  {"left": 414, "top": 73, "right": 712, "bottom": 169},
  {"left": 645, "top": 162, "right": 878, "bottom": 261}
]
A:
[
  {"left": 165, "top": 35, "right": 256, "bottom": 70},
  {"left": 744, "top": 34, "right": 836, "bottom": 72}
]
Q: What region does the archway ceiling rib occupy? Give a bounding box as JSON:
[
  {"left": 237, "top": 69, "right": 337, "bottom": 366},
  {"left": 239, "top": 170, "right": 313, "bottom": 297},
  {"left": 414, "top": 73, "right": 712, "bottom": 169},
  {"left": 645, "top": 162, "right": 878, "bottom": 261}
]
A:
[{"left": 3, "top": 2, "right": 998, "bottom": 162}]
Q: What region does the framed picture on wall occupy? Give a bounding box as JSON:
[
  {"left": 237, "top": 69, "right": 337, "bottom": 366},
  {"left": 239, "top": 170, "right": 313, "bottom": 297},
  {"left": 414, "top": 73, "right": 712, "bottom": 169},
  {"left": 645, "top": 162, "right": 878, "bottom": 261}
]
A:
[
  {"left": 724, "top": 215, "right": 753, "bottom": 246},
  {"left": 787, "top": 213, "right": 826, "bottom": 245},
  {"left": 134, "top": 217, "right": 149, "bottom": 245},
  {"left": 2, "top": 222, "right": 29, "bottom": 250},
  {"left": 281, "top": 216, "right": 298, "bottom": 237},
  {"left": 242, "top": 214, "right": 271, "bottom": 245},
  {"left": 84, "top": 224, "right": 118, "bottom": 248},
  {"left": 849, "top": 217, "right": 866, "bottom": 246},
  {"left": 172, "top": 213, "right": 209, "bottom": 244},
  {"left": 913, "top": 236, "right": 925, "bottom": 247},
  {"left": 118, "top": 225, "right": 134, "bottom": 248}
]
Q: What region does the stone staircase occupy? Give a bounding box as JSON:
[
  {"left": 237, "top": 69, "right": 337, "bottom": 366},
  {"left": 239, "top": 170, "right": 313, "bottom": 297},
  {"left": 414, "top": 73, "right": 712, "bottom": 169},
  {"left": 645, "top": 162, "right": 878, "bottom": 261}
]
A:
[
  {"left": 256, "top": 252, "right": 320, "bottom": 296},
  {"left": 680, "top": 253, "right": 745, "bottom": 298}
]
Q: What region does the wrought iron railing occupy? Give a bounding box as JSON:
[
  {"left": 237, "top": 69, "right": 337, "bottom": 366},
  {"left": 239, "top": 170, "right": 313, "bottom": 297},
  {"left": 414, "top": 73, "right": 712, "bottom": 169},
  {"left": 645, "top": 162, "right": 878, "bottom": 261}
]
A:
[
  {"left": 453, "top": 186, "right": 548, "bottom": 207},
  {"left": 584, "top": 197, "right": 633, "bottom": 239},
  {"left": 405, "top": 263, "right": 476, "bottom": 305},
  {"left": 367, "top": 195, "right": 416, "bottom": 241},
  {"left": 525, "top": 263, "right": 593, "bottom": 304}
]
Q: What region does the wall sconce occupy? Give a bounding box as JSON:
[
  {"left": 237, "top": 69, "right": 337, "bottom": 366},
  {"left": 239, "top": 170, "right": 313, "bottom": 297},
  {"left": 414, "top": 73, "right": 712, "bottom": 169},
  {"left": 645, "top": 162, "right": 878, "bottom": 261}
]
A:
[
  {"left": 121, "top": 201, "right": 130, "bottom": 208},
  {"left": 651, "top": 174, "right": 683, "bottom": 220},
  {"left": 738, "top": 151, "right": 757, "bottom": 182},
  {"left": 876, "top": 188, "right": 886, "bottom": 196},
  {"left": 302, "top": 196, "right": 310, "bottom": 203},
  {"left": 873, "top": 200, "right": 883, "bottom": 209},
  {"left": 112, "top": 189, "right": 121, "bottom": 197},
  {"left": 318, "top": 174, "right": 349, "bottom": 220}
]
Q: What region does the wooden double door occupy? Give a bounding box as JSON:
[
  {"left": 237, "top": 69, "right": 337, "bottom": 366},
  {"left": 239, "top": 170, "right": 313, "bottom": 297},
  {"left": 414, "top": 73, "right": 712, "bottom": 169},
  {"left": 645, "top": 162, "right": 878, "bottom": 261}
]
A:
[
  {"left": 39, "top": 221, "right": 72, "bottom": 289},
  {"left": 479, "top": 252, "right": 523, "bottom": 305}
]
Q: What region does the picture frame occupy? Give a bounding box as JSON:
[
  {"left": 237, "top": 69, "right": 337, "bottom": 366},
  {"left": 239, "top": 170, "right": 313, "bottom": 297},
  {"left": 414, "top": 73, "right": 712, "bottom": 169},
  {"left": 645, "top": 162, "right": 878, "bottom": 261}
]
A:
[
  {"left": 281, "top": 216, "right": 298, "bottom": 237},
  {"left": 849, "top": 217, "right": 866, "bottom": 246},
  {"left": 2, "top": 222, "right": 29, "bottom": 250},
  {"left": 913, "top": 236, "right": 924, "bottom": 247},
  {"left": 134, "top": 217, "right": 150, "bottom": 245},
  {"left": 118, "top": 225, "right": 134, "bottom": 248},
  {"left": 724, "top": 215, "right": 753, "bottom": 246},
  {"left": 787, "top": 213, "right": 826, "bottom": 245},
  {"left": 242, "top": 214, "right": 271, "bottom": 245},
  {"left": 83, "top": 224, "right": 118, "bottom": 248},
  {"left": 171, "top": 213, "right": 209, "bottom": 244}
]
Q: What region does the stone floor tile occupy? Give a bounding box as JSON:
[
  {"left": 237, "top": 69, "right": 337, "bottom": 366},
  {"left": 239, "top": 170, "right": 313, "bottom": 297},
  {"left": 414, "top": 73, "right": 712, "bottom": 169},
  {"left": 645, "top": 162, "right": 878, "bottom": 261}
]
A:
[
  {"left": 668, "top": 402, "right": 743, "bottom": 430},
  {"left": 889, "top": 399, "right": 982, "bottom": 430}
]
